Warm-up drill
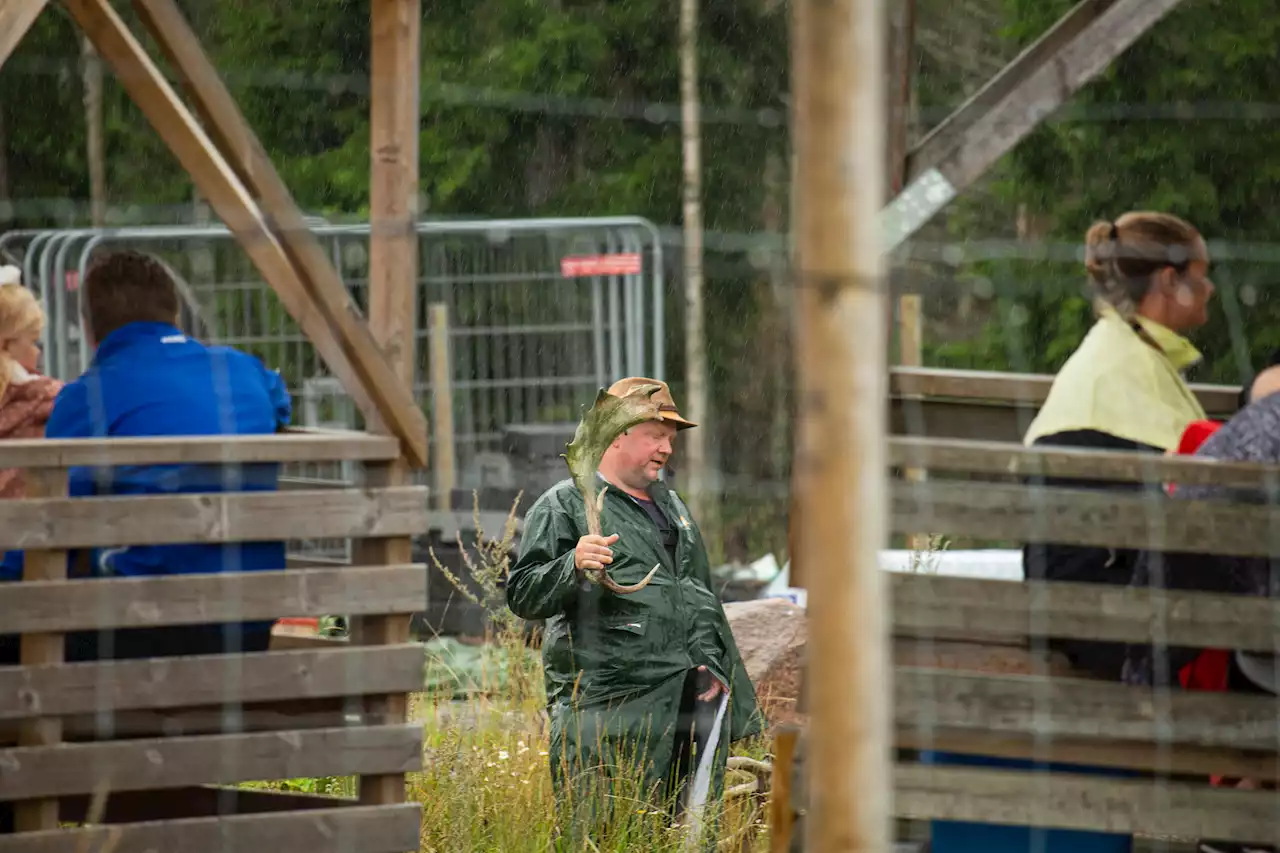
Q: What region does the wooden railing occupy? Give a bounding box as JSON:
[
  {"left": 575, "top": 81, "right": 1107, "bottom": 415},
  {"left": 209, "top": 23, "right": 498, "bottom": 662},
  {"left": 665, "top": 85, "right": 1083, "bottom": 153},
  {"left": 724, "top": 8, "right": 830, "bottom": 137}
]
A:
[
  {"left": 876, "top": 436, "right": 1280, "bottom": 846},
  {"left": 0, "top": 429, "right": 428, "bottom": 852},
  {"left": 890, "top": 365, "right": 1241, "bottom": 441}
]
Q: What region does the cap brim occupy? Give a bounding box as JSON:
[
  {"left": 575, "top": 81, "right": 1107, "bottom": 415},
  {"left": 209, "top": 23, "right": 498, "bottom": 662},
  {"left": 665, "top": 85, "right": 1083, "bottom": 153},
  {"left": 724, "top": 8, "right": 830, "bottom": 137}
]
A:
[{"left": 660, "top": 412, "right": 697, "bottom": 430}]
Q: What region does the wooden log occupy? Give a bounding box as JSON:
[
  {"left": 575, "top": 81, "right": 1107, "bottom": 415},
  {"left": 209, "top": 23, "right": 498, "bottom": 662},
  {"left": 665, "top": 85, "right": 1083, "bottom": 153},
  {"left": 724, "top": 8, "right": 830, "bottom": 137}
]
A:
[
  {"left": 889, "top": 435, "right": 1280, "bottom": 490},
  {"left": 0, "top": 0, "right": 48, "bottom": 74},
  {"left": 895, "top": 763, "right": 1280, "bottom": 844},
  {"left": 0, "top": 486, "right": 428, "bottom": 550},
  {"left": 0, "top": 431, "right": 397, "bottom": 470},
  {"left": 0, "top": 644, "right": 423, "bottom": 721},
  {"left": 0, "top": 803, "right": 423, "bottom": 853},
  {"left": 791, "top": 0, "right": 889, "bottom": 851},
  {"left": 892, "top": 572, "right": 1280, "bottom": 651},
  {"left": 891, "top": 478, "right": 1280, "bottom": 557},
  {"left": 0, "top": 724, "right": 423, "bottom": 801},
  {"left": 0, "top": 565, "right": 425, "bottom": 634}
]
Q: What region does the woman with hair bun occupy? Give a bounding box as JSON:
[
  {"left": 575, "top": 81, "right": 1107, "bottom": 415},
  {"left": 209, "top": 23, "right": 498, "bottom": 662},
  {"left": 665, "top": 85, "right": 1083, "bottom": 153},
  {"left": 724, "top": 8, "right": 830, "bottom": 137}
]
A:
[
  {"left": 0, "top": 265, "right": 62, "bottom": 499},
  {"left": 1023, "top": 211, "right": 1214, "bottom": 679},
  {"left": 925, "top": 212, "right": 1215, "bottom": 853}
]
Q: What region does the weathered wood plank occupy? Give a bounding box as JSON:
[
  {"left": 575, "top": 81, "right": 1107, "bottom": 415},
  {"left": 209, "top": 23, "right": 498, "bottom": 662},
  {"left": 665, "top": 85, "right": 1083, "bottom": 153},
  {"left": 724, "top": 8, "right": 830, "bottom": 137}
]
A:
[
  {"left": 131, "top": 0, "right": 430, "bottom": 467},
  {"left": 897, "top": 727, "right": 1280, "bottom": 784},
  {"left": 905, "top": 0, "right": 1114, "bottom": 181},
  {"left": 892, "top": 479, "right": 1280, "bottom": 557},
  {"left": 0, "top": 724, "right": 423, "bottom": 801},
  {"left": 0, "top": 644, "right": 423, "bottom": 721},
  {"left": 58, "top": 784, "right": 355, "bottom": 824},
  {"left": 896, "top": 667, "right": 1280, "bottom": 751},
  {"left": 884, "top": 0, "right": 1188, "bottom": 245},
  {"left": 0, "top": 0, "right": 48, "bottom": 74},
  {"left": 893, "top": 572, "right": 1280, "bottom": 651},
  {"left": 890, "top": 436, "right": 1280, "bottom": 490},
  {"left": 0, "top": 486, "right": 428, "bottom": 549},
  {"left": 0, "top": 431, "right": 396, "bottom": 470},
  {"left": 889, "top": 366, "right": 1239, "bottom": 415},
  {"left": 0, "top": 565, "right": 425, "bottom": 634},
  {"left": 0, "top": 803, "right": 422, "bottom": 853},
  {"left": 62, "top": 0, "right": 428, "bottom": 467},
  {"left": 896, "top": 763, "right": 1278, "bottom": 844}
]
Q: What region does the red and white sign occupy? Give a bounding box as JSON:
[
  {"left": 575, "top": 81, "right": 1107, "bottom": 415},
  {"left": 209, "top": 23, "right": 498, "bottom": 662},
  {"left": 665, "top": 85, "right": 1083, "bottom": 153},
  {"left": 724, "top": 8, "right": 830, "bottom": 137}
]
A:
[{"left": 560, "top": 253, "right": 642, "bottom": 278}]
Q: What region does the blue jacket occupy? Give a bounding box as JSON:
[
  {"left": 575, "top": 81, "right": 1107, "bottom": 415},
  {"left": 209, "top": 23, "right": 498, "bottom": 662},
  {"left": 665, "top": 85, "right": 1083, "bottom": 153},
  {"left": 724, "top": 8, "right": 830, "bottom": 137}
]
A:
[{"left": 1, "top": 322, "right": 292, "bottom": 582}]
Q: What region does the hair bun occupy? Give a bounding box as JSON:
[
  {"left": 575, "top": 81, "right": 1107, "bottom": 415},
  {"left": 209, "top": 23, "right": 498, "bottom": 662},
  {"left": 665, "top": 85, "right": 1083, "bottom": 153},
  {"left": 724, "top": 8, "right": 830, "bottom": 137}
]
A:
[{"left": 0, "top": 266, "right": 21, "bottom": 288}]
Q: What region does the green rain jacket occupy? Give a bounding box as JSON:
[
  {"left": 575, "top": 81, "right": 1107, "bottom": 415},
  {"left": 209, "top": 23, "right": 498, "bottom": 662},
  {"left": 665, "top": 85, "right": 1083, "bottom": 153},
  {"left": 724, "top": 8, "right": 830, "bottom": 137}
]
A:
[{"left": 506, "top": 477, "right": 764, "bottom": 808}]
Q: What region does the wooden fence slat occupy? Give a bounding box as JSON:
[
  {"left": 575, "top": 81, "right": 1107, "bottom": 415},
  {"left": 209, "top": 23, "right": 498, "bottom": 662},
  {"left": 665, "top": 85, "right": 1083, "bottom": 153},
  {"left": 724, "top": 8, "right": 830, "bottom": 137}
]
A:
[
  {"left": 893, "top": 572, "right": 1280, "bottom": 650},
  {"left": 0, "top": 803, "right": 422, "bottom": 853},
  {"left": 0, "top": 723, "right": 423, "bottom": 801},
  {"left": 0, "top": 565, "right": 425, "bottom": 634},
  {"left": 895, "top": 667, "right": 1280, "bottom": 750},
  {"left": 0, "top": 487, "right": 428, "bottom": 550},
  {"left": 895, "top": 763, "right": 1279, "bottom": 845},
  {"left": 0, "top": 644, "right": 424, "bottom": 721},
  {"left": 892, "top": 478, "right": 1280, "bottom": 557},
  {"left": 888, "top": 366, "right": 1241, "bottom": 414},
  {"left": 890, "top": 435, "right": 1280, "bottom": 490},
  {"left": 0, "top": 431, "right": 397, "bottom": 470},
  {"left": 897, "top": 727, "right": 1280, "bottom": 784}
]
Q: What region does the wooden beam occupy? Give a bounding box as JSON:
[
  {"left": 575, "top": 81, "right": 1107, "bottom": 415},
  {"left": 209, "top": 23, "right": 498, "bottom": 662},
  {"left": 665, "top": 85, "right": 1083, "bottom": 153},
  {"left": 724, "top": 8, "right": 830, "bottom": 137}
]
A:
[
  {"left": 889, "top": 435, "right": 1280, "bottom": 490},
  {"left": 0, "top": 565, "right": 425, "bottom": 634},
  {"left": 0, "top": 724, "right": 422, "bottom": 801},
  {"left": 896, "top": 763, "right": 1279, "bottom": 845},
  {"left": 63, "top": 0, "right": 429, "bottom": 467},
  {"left": 355, "top": 0, "right": 422, "bottom": 813},
  {"left": 895, "top": 667, "right": 1280, "bottom": 751},
  {"left": 0, "top": 0, "right": 47, "bottom": 74},
  {"left": 0, "top": 644, "right": 423, "bottom": 721},
  {"left": 0, "top": 804, "right": 424, "bottom": 853},
  {"left": 792, "top": 1, "right": 889, "bottom": 852},
  {"left": 0, "top": 487, "right": 427, "bottom": 550},
  {"left": 905, "top": 0, "right": 1116, "bottom": 182},
  {"left": 892, "top": 478, "right": 1280, "bottom": 558},
  {"left": 882, "top": 0, "right": 1187, "bottom": 248},
  {"left": 892, "top": 572, "right": 1280, "bottom": 652},
  {"left": 0, "top": 431, "right": 397, "bottom": 469}
]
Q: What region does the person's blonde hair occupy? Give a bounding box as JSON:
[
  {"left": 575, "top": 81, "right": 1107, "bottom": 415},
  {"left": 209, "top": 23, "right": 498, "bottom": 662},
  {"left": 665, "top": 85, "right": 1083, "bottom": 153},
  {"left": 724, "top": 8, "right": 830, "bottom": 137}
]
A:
[
  {"left": 0, "top": 268, "right": 45, "bottom": 402},
  {"left": 1084, "top": 211, "right": 1204, "bottom": 317}
]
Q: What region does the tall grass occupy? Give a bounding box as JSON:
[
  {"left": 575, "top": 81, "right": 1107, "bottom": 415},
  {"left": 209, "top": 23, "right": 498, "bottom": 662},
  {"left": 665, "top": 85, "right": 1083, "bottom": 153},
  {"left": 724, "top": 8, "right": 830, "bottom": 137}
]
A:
[{"left": 254, "top": 493, "right": 772, "bottom": 852}]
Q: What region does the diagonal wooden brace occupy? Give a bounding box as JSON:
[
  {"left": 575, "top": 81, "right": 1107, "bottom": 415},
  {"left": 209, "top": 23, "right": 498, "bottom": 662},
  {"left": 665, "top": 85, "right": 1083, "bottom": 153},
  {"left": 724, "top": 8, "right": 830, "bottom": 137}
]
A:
[
  {"left": 0, "top": 0, "right": 48, "bottom": 75},
  {"left": 63, "top": 0, "right": 429, "bottom": 468},
  {"left": 881, "top": 0, "right": 1187, "bottom": 251}
]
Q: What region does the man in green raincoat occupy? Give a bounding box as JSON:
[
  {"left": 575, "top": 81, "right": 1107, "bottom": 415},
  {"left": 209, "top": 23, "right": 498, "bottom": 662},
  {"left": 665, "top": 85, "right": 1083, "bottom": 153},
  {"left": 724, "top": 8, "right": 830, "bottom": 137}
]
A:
[{"left": 506, "top": 376, "right": 763, "bottom": 844}]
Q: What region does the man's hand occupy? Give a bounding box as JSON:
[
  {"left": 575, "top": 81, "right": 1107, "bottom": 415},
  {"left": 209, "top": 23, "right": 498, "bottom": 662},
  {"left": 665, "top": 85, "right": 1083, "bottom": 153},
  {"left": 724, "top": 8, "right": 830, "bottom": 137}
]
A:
[
  {"left": 575, "top": 533, "right": 619, "bottom": 571},
  {"left": 696, "top": 665, "right": 726, "bottom": 702}
]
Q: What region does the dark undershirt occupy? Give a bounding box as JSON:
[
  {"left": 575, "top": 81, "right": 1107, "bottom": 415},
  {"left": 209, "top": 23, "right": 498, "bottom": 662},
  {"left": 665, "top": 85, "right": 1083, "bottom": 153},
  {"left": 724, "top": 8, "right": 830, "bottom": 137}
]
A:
[{"left": 635, "top": 492, "right": 678, "bottom": 566}]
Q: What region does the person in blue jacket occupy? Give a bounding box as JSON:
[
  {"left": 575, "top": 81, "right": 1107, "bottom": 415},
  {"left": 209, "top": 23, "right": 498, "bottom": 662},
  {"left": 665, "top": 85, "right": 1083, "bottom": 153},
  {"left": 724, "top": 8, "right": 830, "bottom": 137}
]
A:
[{"left": 0, "top": 249, "right": 292, "bottom": 661}]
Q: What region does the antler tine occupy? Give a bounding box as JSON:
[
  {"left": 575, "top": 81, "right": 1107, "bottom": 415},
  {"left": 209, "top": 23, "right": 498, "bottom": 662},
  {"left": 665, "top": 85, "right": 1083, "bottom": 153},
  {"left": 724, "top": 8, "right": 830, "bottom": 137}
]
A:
[{"left": 597, "top": 562, "right": 660, "bottom": 594}]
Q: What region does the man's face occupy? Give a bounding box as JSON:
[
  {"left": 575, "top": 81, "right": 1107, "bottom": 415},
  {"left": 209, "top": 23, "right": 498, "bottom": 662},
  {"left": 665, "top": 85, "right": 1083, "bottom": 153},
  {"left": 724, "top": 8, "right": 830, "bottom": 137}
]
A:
[{"left": 609, "top": 420, "right": 678, "bottom": 485}]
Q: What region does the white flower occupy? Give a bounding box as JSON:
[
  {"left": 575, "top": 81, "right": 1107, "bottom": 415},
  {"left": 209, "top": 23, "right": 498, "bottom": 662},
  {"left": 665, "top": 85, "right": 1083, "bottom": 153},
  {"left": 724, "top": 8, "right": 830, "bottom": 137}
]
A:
[{"left": 497, "top": 750, "right": 510, "bottom": 760}]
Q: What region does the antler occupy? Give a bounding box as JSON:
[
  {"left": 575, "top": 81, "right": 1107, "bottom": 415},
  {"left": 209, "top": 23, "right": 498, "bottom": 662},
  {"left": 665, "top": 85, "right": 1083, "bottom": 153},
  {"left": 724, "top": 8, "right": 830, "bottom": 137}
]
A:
[{"left": 564, "top": 385, "right": 665, "bottom": 595}]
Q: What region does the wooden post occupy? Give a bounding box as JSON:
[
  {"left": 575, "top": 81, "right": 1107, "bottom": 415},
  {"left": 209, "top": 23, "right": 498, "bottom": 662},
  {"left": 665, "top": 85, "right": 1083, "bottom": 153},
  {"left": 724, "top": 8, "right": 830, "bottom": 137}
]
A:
[
  {"left": 429, "top": 303, "right": 456, "bottom": 513},
  {"left": 355, "top": 0, "right": 421, "bottom": 818},
  {"left": 14, "top": 467, "right": 69, "bottom": 832},
  {"left": 680, "top": 0, "right": 710, "bottom": 524},
  {"left": 792, "top": 1, "right": 889, "bottom": 852}
]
